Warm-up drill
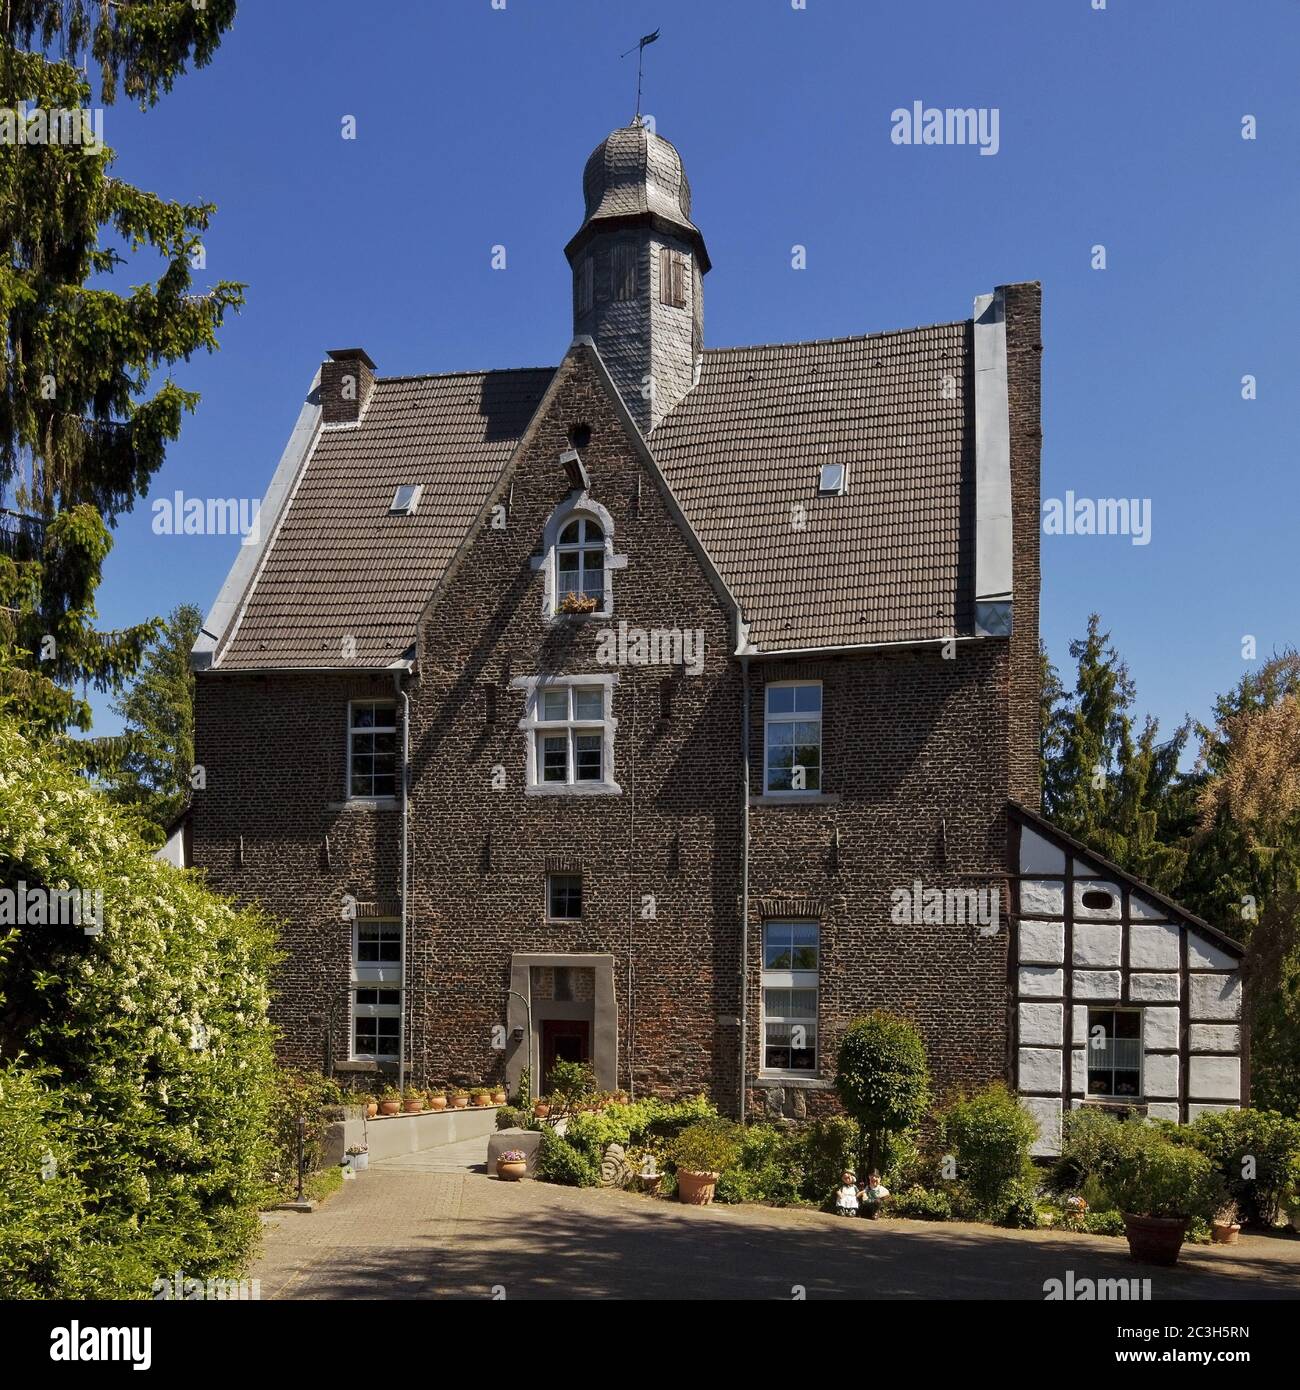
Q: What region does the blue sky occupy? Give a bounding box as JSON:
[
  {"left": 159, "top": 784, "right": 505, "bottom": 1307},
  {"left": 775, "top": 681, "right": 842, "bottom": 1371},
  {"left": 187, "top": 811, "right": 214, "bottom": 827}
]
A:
[{"left": 80, "top": 0, "right": 1299, "bottom": 743}]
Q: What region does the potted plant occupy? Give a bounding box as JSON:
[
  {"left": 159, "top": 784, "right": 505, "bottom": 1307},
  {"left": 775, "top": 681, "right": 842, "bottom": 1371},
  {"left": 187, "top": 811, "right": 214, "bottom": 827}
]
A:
[
  {"left": 637, "top": 1152, "right": 662, "bottom": 1196},
  {"left": 558, "top": 591, "right": 598, "bottom": 615},
  {"left": 533, "top": 1096, "right": 551, "bottom": 1119},
  {"left": 614, "top": 1090, "right": 630, "bottom": 1106},
  {"left": 671, "top": 1120, "right": 741, "bottom": 1206},
  {"left": 1109, "top": 1131, "right": 1221, "bottom": 1266},
  {"left": 491, "top": 1085, "right": 508, "bottom": 1105},
  {"left": 1212, "top": 1200, "right": 1242, "bottom": 1244},
  {"left": 359, "top": 1093, "right": 378, "bottom": 1119},
  {"left": 496, "top": 1149, "right": 528, "bottom": 1181},
  {"left": 402, "top": 1088, "right": 424, "bottom": 1114},
  {"left": 345, "top": 1143, "right": 369, "bottom": 1173},
  {"left": 473, "top": 1087, "right": 492, "bottom": 1108},
  {"left": 451, "top": 1088, "right": 470, "bottom": 1109},
  {"left": 427, "top": 1088, "right": 447, "bottom": 1112},
  {"left": 378, "top": 1087, "right": 402, "bottom": 1116}
]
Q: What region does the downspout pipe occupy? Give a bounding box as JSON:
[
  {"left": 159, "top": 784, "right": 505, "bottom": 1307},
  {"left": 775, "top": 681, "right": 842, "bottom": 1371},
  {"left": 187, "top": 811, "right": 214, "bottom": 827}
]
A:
[
  {"left": 739, "top": 653, "right": 751, "bottom": 1124},
  {"left": 394, "top": 673, "right": 410, "bottom": 1096}
]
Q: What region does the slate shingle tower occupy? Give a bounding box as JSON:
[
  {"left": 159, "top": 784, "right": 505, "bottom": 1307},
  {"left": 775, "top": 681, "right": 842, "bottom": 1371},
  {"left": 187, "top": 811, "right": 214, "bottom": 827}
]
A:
[{"left": 565, "top": 121, "right": 710, "bottom": 433}]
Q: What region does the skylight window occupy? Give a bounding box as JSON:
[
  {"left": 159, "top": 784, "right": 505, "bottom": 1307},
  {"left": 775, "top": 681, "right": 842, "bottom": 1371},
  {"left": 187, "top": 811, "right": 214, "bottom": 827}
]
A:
[
  {"left": 389, "top": 484, "right": 424, "bottom": 515},
  {"left": 818, "top": 463, "right": 848, "bottom": 496}
]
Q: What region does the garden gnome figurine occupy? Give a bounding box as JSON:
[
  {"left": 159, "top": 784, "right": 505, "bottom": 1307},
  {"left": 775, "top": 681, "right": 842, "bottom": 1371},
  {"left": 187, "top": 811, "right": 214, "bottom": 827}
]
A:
[
  {"left": 835, "top": 1169, "right": 860, "bottom": 1216},
  {"left": 860, "top": 1169, "right": 889, "bottom": 1219}
]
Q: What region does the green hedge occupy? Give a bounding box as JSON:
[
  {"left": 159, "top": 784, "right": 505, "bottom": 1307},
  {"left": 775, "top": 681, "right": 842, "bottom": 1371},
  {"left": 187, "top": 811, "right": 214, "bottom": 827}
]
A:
[{"left": 0, "top": 720, "right": 279, "bottom": 1297}]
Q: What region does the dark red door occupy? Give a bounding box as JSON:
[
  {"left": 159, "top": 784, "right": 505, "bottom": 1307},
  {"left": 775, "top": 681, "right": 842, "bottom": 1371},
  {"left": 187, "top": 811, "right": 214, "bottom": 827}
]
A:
[{"left": 541, "top": 1019, "right": 590, "bottom": 1091}]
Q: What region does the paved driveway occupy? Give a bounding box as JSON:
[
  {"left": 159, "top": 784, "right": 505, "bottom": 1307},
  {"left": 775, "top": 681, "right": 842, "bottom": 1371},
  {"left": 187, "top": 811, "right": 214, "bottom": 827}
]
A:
[{"left": 252, "top": 1154, "right": 1300, "bottom": 1301}]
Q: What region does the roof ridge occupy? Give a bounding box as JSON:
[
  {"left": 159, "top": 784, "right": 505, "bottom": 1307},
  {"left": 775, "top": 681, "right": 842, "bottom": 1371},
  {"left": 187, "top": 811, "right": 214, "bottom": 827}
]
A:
[
  {"left": 376, "top": 365, "right": 556, "bottom": 385},
  {"left": 703, "top": 317, "right": 967, "bottom": 356}
]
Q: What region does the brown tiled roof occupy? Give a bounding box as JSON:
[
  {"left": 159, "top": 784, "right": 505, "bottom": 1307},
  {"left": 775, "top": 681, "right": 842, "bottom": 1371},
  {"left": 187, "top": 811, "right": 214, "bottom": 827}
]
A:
[
  {"left": 652, "top": 321, "right": 972, "bottom": 650},
  {"left": 217, "top": 368, "right": 553, "bottom": 669},
  {"left": 215, "top": 320, "right": 973, "bottom": 668}
]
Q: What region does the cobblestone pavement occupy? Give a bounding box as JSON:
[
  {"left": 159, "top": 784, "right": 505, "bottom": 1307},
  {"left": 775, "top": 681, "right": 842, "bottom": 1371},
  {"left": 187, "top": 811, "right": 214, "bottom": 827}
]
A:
[{"left": 251, "top": 1154, "right": 1300, "bottom": 1301}]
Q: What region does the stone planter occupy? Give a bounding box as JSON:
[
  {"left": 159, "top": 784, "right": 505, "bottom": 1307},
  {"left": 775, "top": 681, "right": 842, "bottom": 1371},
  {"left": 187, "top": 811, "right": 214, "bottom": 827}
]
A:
[
  {"left": 347, "top": 1152, "right": 369, "bottom": 1172},
  {"left": 677, "top": 1169, "right": 719, "bottom": 1206},
  {"left": 1123, "top": 1214, "right": 1190, "bottom": 1266},
  {"left": 1211, "top": 1221, "right": 1241, "bottom": 1245}
]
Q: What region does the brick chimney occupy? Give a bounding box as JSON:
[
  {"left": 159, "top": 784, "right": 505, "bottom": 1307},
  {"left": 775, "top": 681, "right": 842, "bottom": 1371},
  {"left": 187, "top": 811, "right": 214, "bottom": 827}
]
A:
[{"left": 319, "top": 347, "right": 376, "bottom": 425}]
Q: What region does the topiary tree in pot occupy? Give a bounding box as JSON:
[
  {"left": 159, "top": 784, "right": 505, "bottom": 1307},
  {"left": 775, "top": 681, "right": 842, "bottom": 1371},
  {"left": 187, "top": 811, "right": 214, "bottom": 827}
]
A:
[
  {"left": 834, "top": 1012, "right": 931, "bottom": 1179},
  {"left": 1108, "top": 1125, "right": 1223, "bottom": 1265}
]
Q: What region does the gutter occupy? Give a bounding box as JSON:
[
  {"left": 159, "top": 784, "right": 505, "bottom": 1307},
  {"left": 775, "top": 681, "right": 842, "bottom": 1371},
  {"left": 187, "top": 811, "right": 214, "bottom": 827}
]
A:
[
  {"left": 744, "top": 634, "right": 988, "bottom": 660},
  {"left": 739, "top": 653, "right": 751, "bottom": 1123},
  {"left": 394, "top": 672, "right": 411, "bottom": 1094}
]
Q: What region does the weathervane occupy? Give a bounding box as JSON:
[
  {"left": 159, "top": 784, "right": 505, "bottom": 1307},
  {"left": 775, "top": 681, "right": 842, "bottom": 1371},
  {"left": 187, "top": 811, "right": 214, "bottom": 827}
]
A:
[{"left": 621, "top": 28, "right": 660, "bottom": 126}]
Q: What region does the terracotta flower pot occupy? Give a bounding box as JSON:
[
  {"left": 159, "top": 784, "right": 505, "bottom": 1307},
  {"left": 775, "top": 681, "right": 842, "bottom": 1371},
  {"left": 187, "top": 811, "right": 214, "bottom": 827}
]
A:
[
  {"left": 677, "top": 1169, "right": 719, "bottom": 1206},
  {"left": 474, "top": 1093, "right": 491, "bottom": 1108},
  {"left": 1211, "top": 1221, "right": 1241, "bottom": 1245},
  {"left": 403, "top": 1098, "right": 423, "bottom": 1114},
  {"left": 429, "top": 1095, "right": 447, "bottom": 1111},
  {"left": 641, "top": 1173, "right": 662, "bottom": 1197},
  {"left": 452, "top": 1094, "right": 469, "bottom": 1109},
  {"left": 1123, "top": 1214, "right": 1190, "bottom": 1266},
  {"left": 364, "top": 1101, "right": 378, "bottom": 1119},
  {"left": 533, "top": 1101, "right": 550, "bottom": 1118},
  {"left": 379, "top": 1100, "right": 401, "bottom": 1116},
  {"left": 492, "top": 1089, "right": 507, "bottom": 1105},
  {"left": 497, "top": 1160, "right": 527, "bottom": 1182}
]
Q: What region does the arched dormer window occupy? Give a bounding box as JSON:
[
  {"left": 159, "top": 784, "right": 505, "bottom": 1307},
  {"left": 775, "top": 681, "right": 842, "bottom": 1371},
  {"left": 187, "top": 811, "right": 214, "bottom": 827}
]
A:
[
  {"left": 556, "top": 516, "right": 605, "bottom": 610},
  {"left": 534, "top": 496, "right": 625, "bottom": 621}
]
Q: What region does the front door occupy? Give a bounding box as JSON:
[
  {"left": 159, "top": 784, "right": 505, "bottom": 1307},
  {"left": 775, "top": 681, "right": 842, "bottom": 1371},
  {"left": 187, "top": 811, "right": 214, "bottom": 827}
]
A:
[{"left": 541, "top": 1018, "right": 590, "bottom": 1092}]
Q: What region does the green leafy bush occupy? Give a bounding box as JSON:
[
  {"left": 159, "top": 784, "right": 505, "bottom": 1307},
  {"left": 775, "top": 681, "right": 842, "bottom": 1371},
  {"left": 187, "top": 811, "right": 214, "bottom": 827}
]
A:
[
  {"left": 261, "top": 1070, "right": 346, "bottom": 1200},
  {"left": 1107, "top": 1126, "right": 1222, "bottom": 1219},
  {"left": 715, "top": 1125, "right": 804, "bottom": 1206},
  {"left": 671, "top": 1119, "right": 742, "bottom": 1175},
  {"left": 546, "top": 1059, "right": 595, "bottom": 1102},
  {"left": 495, "top": 1105, "right": 528, "bottom": 1131},
  {"left": 889, "top": 1185, "right": 952, "bottom": 1221},
  {"left": 1182, "top": 1108, "right": 1300, "bottom": 1227},
  {"left": 941, "top": 1082, "right": 1038, "bottom": 1220},
  {"left": 1081, "top": 1209, "right": 1126, "bottom": 1237},
  {"left": 536, "top": 1127, "right": 599, "bottom": 1187},
  {"left": 1049, "top": 1106, "right": 1136, "bottom": 1199},
  {"left": 834, "top": 1012, "right": 931, "bottom": 1174},
  {"left": 0, "top": 720, "right": 279, "bottom": 1297}
]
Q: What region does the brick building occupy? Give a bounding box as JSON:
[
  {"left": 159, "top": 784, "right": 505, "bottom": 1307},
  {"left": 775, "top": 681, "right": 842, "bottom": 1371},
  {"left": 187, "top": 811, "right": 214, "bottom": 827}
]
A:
[{"left": 185, "top": 122, "right": 1245, "bottom": 1145}]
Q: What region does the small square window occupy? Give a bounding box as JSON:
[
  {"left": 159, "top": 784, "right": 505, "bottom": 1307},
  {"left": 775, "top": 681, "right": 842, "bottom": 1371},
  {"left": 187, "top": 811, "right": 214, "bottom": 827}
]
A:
[
  {"left": 548, "top": 874, "right": 583, "bottom": 919},
  {"left": 389, "top": 484, "right": 424, "bottom": 515},
  {"left": 818, "top": 463, "right": 847, "bottom": 495}
]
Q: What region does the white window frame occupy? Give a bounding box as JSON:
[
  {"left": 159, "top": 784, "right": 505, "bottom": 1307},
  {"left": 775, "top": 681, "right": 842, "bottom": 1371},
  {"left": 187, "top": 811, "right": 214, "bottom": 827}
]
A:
[
  {"left": 532, "top": 496, "right": 625, "bottom": 621},
  {"left": 554, "top": 516, "right": 608, "bottom": 610},
  {"left": 1084, "top": 1006, "right": 1144, "bottom": 1101},
  {"left": 762, "top": 680, "right": 823, "bottom": 797},
  {"left": 351, "top": 987, "right": 402, "bottom": 1062},
  {"left": 346, "top": 700, "right": 398, "bottom": 802},
  {"left": 512, "top": 674, "right": 622, "bottom": 797},
  {"left": 760, "top": 921, "right": 819, "bottom": 1077}
]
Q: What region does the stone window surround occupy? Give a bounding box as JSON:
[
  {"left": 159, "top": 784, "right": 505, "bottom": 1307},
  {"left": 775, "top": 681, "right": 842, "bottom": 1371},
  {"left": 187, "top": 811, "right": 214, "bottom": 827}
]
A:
[
  {"left": 512, "top": 673, "right": 622, "bottom": 797},
  {"left": 506, "top": 952, "right": 618, "bottom": 1097},
  {"left": 533, "top": 494, "right": 627, "bottom": 622}
]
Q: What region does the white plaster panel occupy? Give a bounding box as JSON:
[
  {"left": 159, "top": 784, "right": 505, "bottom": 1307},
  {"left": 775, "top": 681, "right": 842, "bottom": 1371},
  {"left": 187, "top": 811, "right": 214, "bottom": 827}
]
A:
[
  {"left": 1142, "top": 1007, "right": 1180, "bottom": 1052},
  {"left": 1022, "top": 1096, "right": 1062, "bottom": 1158},
  {"left": 1189, "top": 1024, "right": 1240, "bottom": 1053},
  {"left": 1073, "top": 879, "right": 1123, "bottom": 921},
  {"left": 1129, "top": 921, "right": 1180, "bottom": 970},
  {"left": 1018, "top": 1002, "right": 1064, "bottom": 1046},
  {"left": 1146, "top": 1103, "right": 1180, "bottom": 1123},
  {"left": 1072, "top": 970, "right": 1121, "bottom": 1001},
  {"left": 1129, "top": 973, "right": 1180, "bottom": 1003},
  {"left": 1071, "top": 1048, "right": 1087, "bottom": 1093},
  {"left": 1188, "top": 1103, "right": 1239, "bottom": 1121},
  {"left": 1020, "top": 828, "right": 1067, "bottom": 875},
  {"left": 1019, "top": 966, "right": 1064, "bottom": 998},
  {"left": 1020, "top": 879, "right": 1066, "bottom": 917},
  {"left": 1128, "top": 892, "right": 1169, "bottom": 922},
  {"left": 1190, "top": 973, "right": 1242, "bottom": 1020},
  {"left": 1072, "top": 1005, "right": 1088, "bottom": 1041},
  {"left": 1018, "top": 919, "right": 1065, "bottom": 964},
  {"left": 1073, "top": 922, "right": 1122, "bottom": 968},
  {"left": 1018, "top": 1047, "right": 1063, "bottom": 1093},
  {"left": 1187, "top": 933, "right": 1238, "bottom": 971},
  {"left": 1143, "top": 1052, "right": 1179, "bottom": 1099},
  {"left": 1189, "top": 1056, "right": 1242, "bottom": 1101},
  {"left": 1071, "top": 859, "right": 1095, "bottom": 879}
]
